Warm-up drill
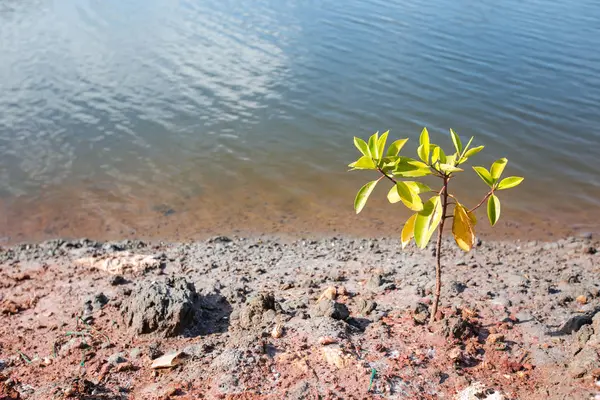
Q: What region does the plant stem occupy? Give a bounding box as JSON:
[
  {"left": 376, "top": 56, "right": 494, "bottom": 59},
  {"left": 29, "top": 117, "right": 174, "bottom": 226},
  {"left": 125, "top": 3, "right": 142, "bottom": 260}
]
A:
[
  {"left": 430, "top": 176, "right": 449, "bottom": 324},
  {"left": 469, "top": 189, "right": 494, "bottom": 213}
]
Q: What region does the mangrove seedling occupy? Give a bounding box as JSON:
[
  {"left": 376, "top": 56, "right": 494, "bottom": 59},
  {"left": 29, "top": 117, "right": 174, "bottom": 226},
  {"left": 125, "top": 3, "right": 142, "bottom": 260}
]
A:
[{"left": 349, "top": 128, "right": 523, "bottom": 324}]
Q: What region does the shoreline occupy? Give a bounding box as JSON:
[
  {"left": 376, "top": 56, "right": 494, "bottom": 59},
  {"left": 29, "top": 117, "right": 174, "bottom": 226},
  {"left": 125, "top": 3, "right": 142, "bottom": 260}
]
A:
[{"left": 1, "top": 234, "right": 599, "bottom": 399}]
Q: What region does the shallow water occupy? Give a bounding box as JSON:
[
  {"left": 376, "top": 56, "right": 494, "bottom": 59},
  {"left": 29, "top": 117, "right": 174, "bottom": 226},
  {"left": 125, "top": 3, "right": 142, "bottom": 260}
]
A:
[{"left": 1, "top": 0, "right": 600, "bottom": 242}]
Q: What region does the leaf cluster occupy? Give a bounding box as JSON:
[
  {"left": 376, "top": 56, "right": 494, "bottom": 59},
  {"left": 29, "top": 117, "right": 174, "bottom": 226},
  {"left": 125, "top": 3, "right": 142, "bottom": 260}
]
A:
[{"left": 349, "top": 128, "right": 523, "bottom": 251}]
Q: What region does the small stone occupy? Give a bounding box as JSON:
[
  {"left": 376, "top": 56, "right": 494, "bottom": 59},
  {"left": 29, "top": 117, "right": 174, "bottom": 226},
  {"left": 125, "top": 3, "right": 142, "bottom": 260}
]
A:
[
  {"left": 107, "top": 352, "right": 127, "bottom": 365},
  {"left": 271, "top": 324, "right": 284, "bottom": 339},
  {"left": 317, "top": 287, "right": 337, "bottom": 303},
  {"left": 366, "top": 274, "right": 383, "bottom": 290},
  {"left": 486, "top": 333, "right": 505, "bottom": 344},
  {"left": 413, "top": 303, "right": 430, "bottom": 325},
  {"left": 129, "top": 348, "right": 142, "bottom": 359},
  {"left": 576, "top": 295, "right": 588, "bottom": 305},
  {"left": 356, "top": 298, "right": 377, "bottom": 316},
  {"left": 319, "top": 336, "right": 337, "bottom": 345},
  {"left": 321, "top": 346, "right": 351, "bottom": 369},
  {"left": 584, "top": 247, "right": 597, "bottom": 255},
  {"left": 310, "top": 300, "right": 349, "bottom": 321},
  {"left": 448, "top": 347, "right": 462, "bottom": 361}
]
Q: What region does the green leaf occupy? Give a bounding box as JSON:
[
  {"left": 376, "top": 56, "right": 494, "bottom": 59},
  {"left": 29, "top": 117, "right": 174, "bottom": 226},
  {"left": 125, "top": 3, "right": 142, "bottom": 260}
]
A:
[
  {"left": 401, "top": 214, "right": 417, "bottom": 249},
  {"left": 439, "top": 163, "right": 464, "bottom": 174},
  {"left": 497, "top": 176, "right": 524, "bottom": 190},
  {"left": 404, "top": 181, "right": 432, "bottom": 194},
  {"left": 418, "top": 128, "right": 430, "bottom": 163},
  {"left": 386, "top": 139, "right": 409, "bottom": 157},
  {"left": 377, "top": 131, "right": 389, "bottom": 159},
  {"left": 353, "top": 137, "right": 370, "bottom": 157},
  {"left": 354, "top": 180, "right": 378, "bottom": 214},
  {"left": 380, "top": 156, "right": 400, "bottom": 173},
  {"left": 473, "top": 166, "right": 494, "bottom": 187},
  {"left": 463, "top": 145, "right": 484, "bottom": 159},
  {"left": 445, "top": 154, "right": 457, "bottom": 167},
  {"left": 450, "top": 129, "right": 462, "bottom": 154},
  {"left": 388, "top": 182, "right": 423, "bottom": 211},
  {"left": 414, "top": 196, "right": 442, "bottom": 249},
  {"left": 368, "top": 132, "right": 379, "bottom": 160},
  {"left": 462, "top": 136, "right": 474, "bottom": 156},
  {"left": 431, "top": 145, "right": 447, "bottom": 165},
  {"left": 487, "top": 194, "right": 501, "bottom": 226},
  {"left": 348, "top": 156, "right": 376, "bottom": 170},
  {"left": 393, "top": 159, "right": 432, "bottom": 178},
  {"left": 491, "top": 158, "right": 508, "bottom": 181}
]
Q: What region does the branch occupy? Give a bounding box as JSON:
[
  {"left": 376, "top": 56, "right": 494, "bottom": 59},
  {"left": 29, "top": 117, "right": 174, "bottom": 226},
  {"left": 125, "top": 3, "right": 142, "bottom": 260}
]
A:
[
  {"left": 376, "top": 167, "right": 398, "bottom": 186},
  {"left": 469, "top": 190, "right": 494, "bottom": 213}
]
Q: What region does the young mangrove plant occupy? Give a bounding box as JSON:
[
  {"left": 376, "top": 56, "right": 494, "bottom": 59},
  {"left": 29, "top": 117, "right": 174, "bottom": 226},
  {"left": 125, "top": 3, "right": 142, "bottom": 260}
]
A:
[{"left": 349, "top": 128, "right": 523, "bottom": 324}]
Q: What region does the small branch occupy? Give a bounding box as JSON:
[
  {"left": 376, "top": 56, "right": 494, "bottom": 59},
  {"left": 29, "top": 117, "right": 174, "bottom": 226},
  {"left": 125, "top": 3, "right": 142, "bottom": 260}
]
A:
[
  {"left": 469, "top": 190, "right": 494, "bottom": 213},
  {"left": 376, "top": 167, "right": 398, "bottom": 186}
]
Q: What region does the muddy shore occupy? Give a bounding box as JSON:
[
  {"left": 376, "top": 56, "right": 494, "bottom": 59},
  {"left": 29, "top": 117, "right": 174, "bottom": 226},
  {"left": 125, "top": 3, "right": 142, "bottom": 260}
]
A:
[{"left": 1, "top": 235, "right": 599, "bottom": 399}]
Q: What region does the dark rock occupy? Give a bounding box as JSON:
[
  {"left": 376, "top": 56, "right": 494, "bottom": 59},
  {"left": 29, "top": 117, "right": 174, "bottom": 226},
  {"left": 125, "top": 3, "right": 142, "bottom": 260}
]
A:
[
  {"left": 450, "top": 281, "right": 467, "bottom": 294},
  {"left": 310, "top": 300, "right": 349, "bottom": 321},
  {"left": 121, "top": 277, "right": 201, "bottom": 337},
  {"left": 583, "top": 247, "right": 597, "bottom": 255},
  {"left": 147, "top": 342, "right": 163, "bottom": 360},
  {"left": 234, "top": 293, "right": 282, "bottom": 329},
  {"left": 109, "top": 275, "right": 127, "bottom": 286}
]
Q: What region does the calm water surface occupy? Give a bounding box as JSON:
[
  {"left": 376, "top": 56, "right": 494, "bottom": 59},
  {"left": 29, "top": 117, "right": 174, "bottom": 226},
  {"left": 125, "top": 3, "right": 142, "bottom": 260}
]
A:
[{"left": 1, "top": 0, "right": 600, "bottom": 242}]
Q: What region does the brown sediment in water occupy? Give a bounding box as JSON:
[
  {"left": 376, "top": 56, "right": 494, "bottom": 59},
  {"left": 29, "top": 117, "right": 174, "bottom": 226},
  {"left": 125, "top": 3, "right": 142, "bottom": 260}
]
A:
[{"left": 1, "top": 178, "right": 598, "bottom": 245}]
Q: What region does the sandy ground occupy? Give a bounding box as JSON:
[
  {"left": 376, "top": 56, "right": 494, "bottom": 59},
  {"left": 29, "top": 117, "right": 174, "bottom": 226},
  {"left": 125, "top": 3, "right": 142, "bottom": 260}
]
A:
[{"left": 1, "top": 234, "right": 599, "bottom": 399}]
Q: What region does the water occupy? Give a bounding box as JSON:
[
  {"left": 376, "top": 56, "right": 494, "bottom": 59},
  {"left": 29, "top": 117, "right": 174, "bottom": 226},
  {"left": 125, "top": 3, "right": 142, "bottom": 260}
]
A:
[{"left": 1, "top": 0, "right": 600, "bottom": 242}]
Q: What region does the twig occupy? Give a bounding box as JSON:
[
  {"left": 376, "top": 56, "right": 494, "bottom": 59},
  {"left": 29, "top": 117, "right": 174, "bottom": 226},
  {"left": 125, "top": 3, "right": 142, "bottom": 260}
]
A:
[
  {"left": 18, "top": 350, "right": 32, "bottom": 364},
  {"left": 368, "top": 367, "right": 377, "bottom": 392},
  {"left": 469, "top": 190, "right": 494, "bottom": 213}
]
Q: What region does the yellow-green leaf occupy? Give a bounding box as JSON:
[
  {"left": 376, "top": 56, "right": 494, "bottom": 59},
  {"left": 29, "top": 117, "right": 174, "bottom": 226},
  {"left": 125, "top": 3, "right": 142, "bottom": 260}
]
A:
[
  {"left": 393, "top": 159, "right": 432, "bottom": 178},
  {"left": 450, "top": 129, "right": 462, "bottom": 154},
  {"left": 497, "top": 176, "right": 524, "bottom": 190},
  {"left": 348, "top": 156, "right": 376, "bottom": 170},
  {"left": 368, "top": 132, "right": 379, "bottom": 160},
  {"left": 462, "top": 136, "right": 474, "bottom": 155},
  {"left": 491, "top": 158, "right": 507, "bottom": 181},
  {"left": 418, "top": 128, "right": 430, "bottom": 163},
  {"left": 439, "top": 163, "right": 463, "bottom": 174},
  {"left": 431, "top": 145, "right": 447, "bottom": 165},
  {"left": 487, "top": 194, "right": 501, "bottom": 226},
  {"left": 386, "top": 139, "right": 409, "bottom": 157},
  {"left": 473, "top": 166, "right": 494, "bottom": 187},
  {"left": 463, "top": 145, "right": 484, "bottom": 159},
  {"left": 452, "top": 203, "right": 475, "bottom": 252},
  {"left": 414, "top": 196, "right": 441, "bottom": 249},
  {"left": 395, "top": 181, "right": 424, "bottom": 211},
  {"left": 404, "top": 181, "right": 431, "bottom": 194},
  {"left": 401, "top": 214, "right": 417, "bottom": 249},
  {"left": 353, "top": 137, "right": 370, "bottom": 157},
  {"left": 354, "top": 180, "right": 378, "bottom": 214},
  {"left": 377, "top": 130, "right": 389, "bottom": 159}
]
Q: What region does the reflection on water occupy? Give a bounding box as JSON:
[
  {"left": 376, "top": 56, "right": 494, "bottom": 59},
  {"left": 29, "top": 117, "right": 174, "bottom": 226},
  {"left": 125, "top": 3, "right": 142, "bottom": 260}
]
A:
[{"left": 1, "top": 0, "right": 600, "bottom": 242}]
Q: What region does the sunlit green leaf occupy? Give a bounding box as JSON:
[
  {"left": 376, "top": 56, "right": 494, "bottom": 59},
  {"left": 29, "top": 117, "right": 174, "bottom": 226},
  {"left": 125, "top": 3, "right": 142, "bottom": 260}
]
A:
[
  {"left": 389, "top": 181, "right": 423, "bottom": 211},
  {"left": 386, "top": 139, "right": 409, "bottom": 157},
  {"left": 393, "top": 159, "right": 432, "bottom": 178},
  {"left": 445, "top": 154, "right": 457, "bottom": 167},
  {"left": 431, "top": 145, "right": 447, "bottom": 165},
  {"left": 380, "top": 156, "right": 400, "bottom": 173},
  {"left": 414, "top": 196, "right": 441, "bottom": 249},
  {"left": 452, "top": 203, "right": 475, "bottom": 252},
  {"left": 418, "top": 128, "right": 430, "bottom": 163},
  {"left": 353, "top": 137, "right": 370, "bottom": 157},
  {"left": 368, "top": 132, "right": 379, "bottom": 160},
  {"left": 491, "top": 158, "right": 508, "bottom": 181},
  {"left": 450, "top": 129, "right": 462, "bottom": 154},
  {"left": 487, "top": 194, "right": 501, "bottom": 226},
  {"left": 401, "top": 214, "right": 417, "bottom": 249},
  {"left": 348, "top": 156, "right": 376, "bottom": 170},
  {"left": 354, "top": 180, "right": 378, "bottom": 214},
  {"left": 462, "top": 136, "right": 474, "bottom": 156},
  {"left": 404, "top": 181, "right": 432, "bottom": 194},
  {"left": 463, "top": 145, "right": 484, "bottom": 159},
  {"left": 439, "top": 163, "right": 464, "bottom": 174},
  {"left": 497, "top": 176, "right": 524, "bottom": 190},
  {"left": 473, "top": 166, "right": 494, "bottom": 187},
  {"left": 377, "top": 130, "right": 389, "bottom": 159}
]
